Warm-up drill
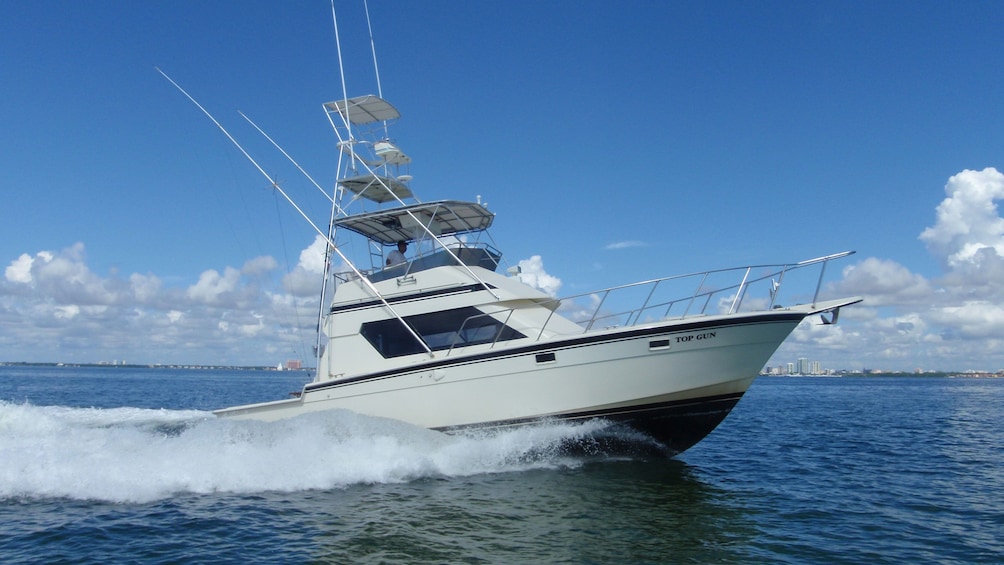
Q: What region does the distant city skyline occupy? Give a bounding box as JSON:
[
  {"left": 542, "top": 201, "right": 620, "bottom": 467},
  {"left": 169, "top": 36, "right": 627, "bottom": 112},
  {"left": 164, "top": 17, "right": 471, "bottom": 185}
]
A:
[{"left": 760, "top": 356, "right": 975, "bottom": 376}]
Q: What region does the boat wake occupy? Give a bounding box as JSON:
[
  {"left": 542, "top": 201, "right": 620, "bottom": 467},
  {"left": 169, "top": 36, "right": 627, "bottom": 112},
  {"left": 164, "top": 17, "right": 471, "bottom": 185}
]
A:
[{"left": 0, "top": 400, "right": 654, "bottom": 503}]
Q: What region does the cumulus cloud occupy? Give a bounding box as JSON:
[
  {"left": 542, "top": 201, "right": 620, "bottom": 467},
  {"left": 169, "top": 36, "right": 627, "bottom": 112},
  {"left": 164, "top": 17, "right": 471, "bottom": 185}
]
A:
[
  {"left": 4, "top": 243, "right": 121, "bottom": 306},
  {"left": 282, "top": 235, "right": 329, "bottom": 296},
  {"left": 802, "top": 167, "right": 1004, "bottom": 371},
  {"left": 917, "top": 168, "right": 1004, "bottom": 310},
  {"left": 517, "top": 255, "right": 562, "bottom": 297},
  {"left": 129, "top": 273, "right": 163, "bottom": 303},
  {"left": 242, "top": 255, "right": 279, "bottom": 276},
  {"left": 920, "top": 167, "right": 1004, "bottom": 269},
  {"left": 4, "top": 253, "right": 34, "bottom": 283},
  {"left": 833, "top": 257, "right": 932, "bottom": 306},
  {"left": 187, "top": 267, "right": 242, "bottom": 306},
  {"left": 0, "top": 241, "right": 315, "bottom": 365},
  {"left": 926, "top": 301, "right": 1004, "bottom": 339}
]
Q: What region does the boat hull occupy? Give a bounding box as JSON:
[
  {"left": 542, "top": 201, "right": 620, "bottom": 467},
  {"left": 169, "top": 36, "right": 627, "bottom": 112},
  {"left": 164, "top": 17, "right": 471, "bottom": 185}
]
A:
[
  {"left": 454, "top": 385, "right": 752, "bottom": 455},
  {"left": 217, "top": 310, "right": 806, "bottom": 454}
]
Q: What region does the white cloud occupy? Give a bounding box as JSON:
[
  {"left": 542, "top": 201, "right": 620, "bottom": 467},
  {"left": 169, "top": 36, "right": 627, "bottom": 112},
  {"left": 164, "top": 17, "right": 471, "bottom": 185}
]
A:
[
  {"left": 919, "top": 167, "right": 1004, "bottom": 270},
  {"left": 282, "top": 235, "right": 328, "bottom": 296},
  {"left": 5, "top": 243, "right": 119, "bottom": 306},
  {"left": 517, "top": 255, "right": 562, "bottom": 297},
  {"left": 0, "top": 241, "right": 317, "bottom": 365},
  {"left": 129, "top": 273, "right": 162, "bottom": 303},
  {"left": 604, "top": 240, "right": 647, "bottom": 250},
  {"left": 297, "top": 236, "right": 328, "bottom": 274},
  {"left": 54, "top": 305, "right": 80, "bottom": 320},
  {"left": 187, "top": 267, "right": 242, "bottom": 305},
  {"left": 779, "top": 167, "right": 1004, "bottom": 371},
  {"left": 5, "top": 253, "right": 34, "bottom": 283},
  {"left": 242, "top": 255, "right": 279, "bottom": 276},
  {"left": 833, "top": 257, "right": 932, "bottom": 306},
  {"left": 926, "top": 301, "right": 1004, "bottom": 339},
  {"left": 556, "top": 293, "right": 602, "bottom": 324}
]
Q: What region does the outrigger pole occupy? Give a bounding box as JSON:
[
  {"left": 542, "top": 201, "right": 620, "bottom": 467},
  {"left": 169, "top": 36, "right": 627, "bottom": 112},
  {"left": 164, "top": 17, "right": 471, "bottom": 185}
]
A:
[
  {"left": 239, "top": 111, "right": 339, "bottom": 209},
  {"left": 155, "top": 67, "right": 433, "bottom": 359},
  {"left": 237, "top": 110, "right": 345, "bottom": 365}
]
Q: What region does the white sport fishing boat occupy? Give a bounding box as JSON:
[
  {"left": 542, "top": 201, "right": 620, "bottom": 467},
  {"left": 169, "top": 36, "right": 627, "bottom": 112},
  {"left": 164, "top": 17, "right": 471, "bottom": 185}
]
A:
[
  {"left": 211, "top": 95, "right": 860, "bottom": 454},
  {"left": 205, "top": 6, "right": 860, "bottom": 455}
]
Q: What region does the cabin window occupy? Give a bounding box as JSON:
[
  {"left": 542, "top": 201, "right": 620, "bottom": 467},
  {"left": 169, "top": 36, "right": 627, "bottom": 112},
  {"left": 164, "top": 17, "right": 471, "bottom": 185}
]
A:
[{"left": 360, "top": 306, "right": 526, "bottom": 358}]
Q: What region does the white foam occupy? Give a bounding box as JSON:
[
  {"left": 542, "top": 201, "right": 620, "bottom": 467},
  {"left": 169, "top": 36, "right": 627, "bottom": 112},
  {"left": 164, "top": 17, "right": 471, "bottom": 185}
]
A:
[{"left": 0, "top": 401, "right": 612, "bottom": 503}]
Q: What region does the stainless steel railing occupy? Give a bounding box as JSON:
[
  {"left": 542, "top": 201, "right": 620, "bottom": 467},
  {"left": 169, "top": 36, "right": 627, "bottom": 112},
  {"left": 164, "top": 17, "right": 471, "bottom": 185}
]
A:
[{"left": 447, "top": 251, "right": 855, "bottom": 355}]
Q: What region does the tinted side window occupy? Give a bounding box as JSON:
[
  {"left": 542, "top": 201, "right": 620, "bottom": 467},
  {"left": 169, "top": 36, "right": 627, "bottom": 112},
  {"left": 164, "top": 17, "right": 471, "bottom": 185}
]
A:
[
  {"left": 360, "top": 306, "right": 526, "bottom": 358},
  {"left": 359, "top": 318, "right": 427, "bottom": 358}
]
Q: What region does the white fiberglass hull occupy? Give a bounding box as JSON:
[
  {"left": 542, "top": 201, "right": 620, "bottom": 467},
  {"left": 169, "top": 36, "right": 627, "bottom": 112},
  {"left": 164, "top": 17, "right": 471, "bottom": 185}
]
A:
[{"left": 216, "top": 307, "right": 817, "bottom": 454}]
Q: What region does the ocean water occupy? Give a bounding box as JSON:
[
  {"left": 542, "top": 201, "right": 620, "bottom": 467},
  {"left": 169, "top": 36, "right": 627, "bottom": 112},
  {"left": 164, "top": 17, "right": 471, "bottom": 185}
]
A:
[{"left": 1, "top": 366, "right": 1001, "bottom": 564}]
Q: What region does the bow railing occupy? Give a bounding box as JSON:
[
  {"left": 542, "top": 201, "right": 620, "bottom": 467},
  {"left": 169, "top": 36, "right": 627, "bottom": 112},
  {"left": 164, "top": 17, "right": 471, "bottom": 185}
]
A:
[{"left": 446, "top": 251, "right": 855, "bottom": 355}]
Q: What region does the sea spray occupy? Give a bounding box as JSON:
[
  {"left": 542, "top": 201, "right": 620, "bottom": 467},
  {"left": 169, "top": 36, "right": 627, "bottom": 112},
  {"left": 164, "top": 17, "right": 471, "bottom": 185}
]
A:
[{"left": 0, "top": 402, "right": 625, "bottom": 503}]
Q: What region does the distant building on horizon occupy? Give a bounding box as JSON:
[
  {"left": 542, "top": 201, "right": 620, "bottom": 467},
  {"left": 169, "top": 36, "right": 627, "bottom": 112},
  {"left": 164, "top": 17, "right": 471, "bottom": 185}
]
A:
[
  {"left": 798, "top": 357, "right": 811, "bottom": 375},
  {"left": 765, "top": 357, "right": 831, "bottom": 376}
]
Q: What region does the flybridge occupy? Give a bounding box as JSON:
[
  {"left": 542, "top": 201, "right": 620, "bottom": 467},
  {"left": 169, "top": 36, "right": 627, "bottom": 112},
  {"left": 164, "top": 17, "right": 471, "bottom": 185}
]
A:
[
  {"left": 334, "top": 200, "right": 495, "bottom": 245},
  {"left": 323, "top": 87, "right": 501, "bottom": 297},
  {"left": 324, "top": 95, "right": 400, "bottom": 125}
]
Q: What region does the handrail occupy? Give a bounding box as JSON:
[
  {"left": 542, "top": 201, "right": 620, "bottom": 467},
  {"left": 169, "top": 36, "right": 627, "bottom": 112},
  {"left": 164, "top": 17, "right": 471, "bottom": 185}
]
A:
[
  {"left": 443, "top": 251, "right": 855, "bottom": 356},
  {"left": 330, "top": 241, "right": 503, "bottom": 284}
]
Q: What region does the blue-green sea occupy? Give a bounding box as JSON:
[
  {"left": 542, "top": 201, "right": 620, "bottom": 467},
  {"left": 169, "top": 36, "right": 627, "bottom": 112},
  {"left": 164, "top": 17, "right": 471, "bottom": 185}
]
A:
[{"left": 1, "top": 365, "right": 1002, "bottom": 563}]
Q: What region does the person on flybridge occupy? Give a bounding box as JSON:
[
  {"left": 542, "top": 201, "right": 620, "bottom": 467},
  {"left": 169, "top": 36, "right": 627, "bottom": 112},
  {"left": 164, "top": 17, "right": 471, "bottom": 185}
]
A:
[{"left": 386, "top": 241, "right": 408, "bottom": 266}]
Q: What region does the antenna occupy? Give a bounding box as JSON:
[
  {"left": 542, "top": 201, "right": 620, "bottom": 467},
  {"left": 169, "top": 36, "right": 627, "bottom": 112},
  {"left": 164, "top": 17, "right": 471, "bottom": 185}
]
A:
[
  {"left": 364, "top": 0, "right": 383, "bottom": 99},
  {"left": 363, "top": 0, "right": 393, "bottom": 140},
  {"left": 330, "top": 0, "right": 352, "bottom": 139}
]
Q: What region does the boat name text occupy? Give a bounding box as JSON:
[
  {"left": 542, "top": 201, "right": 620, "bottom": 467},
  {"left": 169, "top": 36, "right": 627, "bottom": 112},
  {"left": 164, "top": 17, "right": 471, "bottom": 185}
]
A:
[{"left": 676, "top": 332, "right": 717, "bottom": 343}]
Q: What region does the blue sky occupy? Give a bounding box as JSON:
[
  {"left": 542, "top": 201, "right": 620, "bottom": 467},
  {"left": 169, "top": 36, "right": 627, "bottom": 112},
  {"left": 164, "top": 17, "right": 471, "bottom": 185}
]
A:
[{"left": 2, "top": 1, "right": 1003, "bottom": 371}]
